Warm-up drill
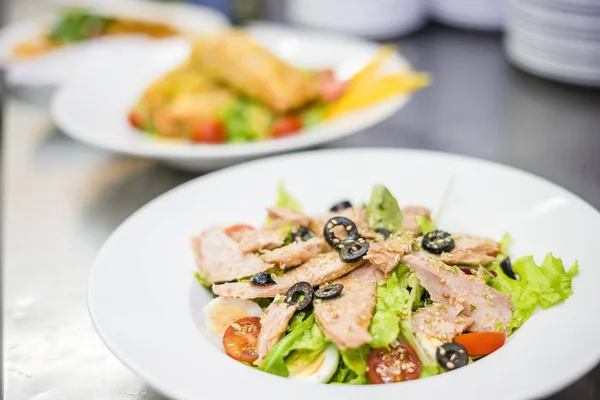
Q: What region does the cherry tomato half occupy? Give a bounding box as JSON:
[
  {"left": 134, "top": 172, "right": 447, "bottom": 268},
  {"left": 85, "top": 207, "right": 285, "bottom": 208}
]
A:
[
  {"left": 128, "top": 110, "right": 143, "bottom": 129},
  {"left": 191, "top": 120, "right": 226, "bottom": 144},
  {"left": 271, "top": 116, "right": 303, "bottom": 139},
  {"left": 222, "top": 316, "right": 262, "bottom": 364},
  {"left": 224, "top": 224, "right": 255, "bottom": 237},
  {"left": 453, "top": 332, "right": 506, "bottom": 357},
  {"left": 367, "top": 342, "right": 421, "bottom": 384}
]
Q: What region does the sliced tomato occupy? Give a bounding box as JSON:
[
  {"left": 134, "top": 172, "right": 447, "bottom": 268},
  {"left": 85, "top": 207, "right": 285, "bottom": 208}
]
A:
[
  {"left": 128, "top": 110, "right": 143, "bottom": 129},
  {"left": 453, "top": 332, "right": 506, "bottom": 356},
  {"left": 224, "top": 224, "right": 254, "bottom": 237},
  {"left": 222, "top": 316, "right": 261, "bottom": 364},
  {"left": 191, "top": 120, "right": 226, "bottom": 144},
  {"left": 318, "top": 68, "right": 348, "bottom": 103},
  {"left": 271, "top": 116, "right": 303, "bottom": 139},
  {"left": 367, "top": 342, "right": 421, "bottom": 384}
]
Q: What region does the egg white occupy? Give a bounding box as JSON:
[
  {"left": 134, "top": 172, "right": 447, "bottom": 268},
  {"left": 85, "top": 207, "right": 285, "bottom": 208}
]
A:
[
  {"left": 203, "top": 297, "right": 263, "bottom": 338},
  {"left": 414, "top": 333, "right": 443, "bottom": 362},
  {"left": 287, "top": 344, "right": 340, "bottom": 383}
]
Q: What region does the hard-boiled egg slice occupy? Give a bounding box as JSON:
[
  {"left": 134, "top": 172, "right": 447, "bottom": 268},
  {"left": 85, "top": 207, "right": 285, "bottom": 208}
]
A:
[
  {"left": 203, "top": 297, "right": 263, "bottom": 337},
  {"left": 287, "top": 344, "right": 340, "bottom": 383},
  {"left": 414, "top": 333, "right": 444, "bottom": 362}
]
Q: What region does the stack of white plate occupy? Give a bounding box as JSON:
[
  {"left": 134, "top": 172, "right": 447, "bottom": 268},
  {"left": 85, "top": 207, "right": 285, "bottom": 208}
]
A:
[
  {"left": 429, "top": 0, "right": 507, "bottom": 30},
  {"left": 505, "top": 0, "right": 600, "bottom": 86}
]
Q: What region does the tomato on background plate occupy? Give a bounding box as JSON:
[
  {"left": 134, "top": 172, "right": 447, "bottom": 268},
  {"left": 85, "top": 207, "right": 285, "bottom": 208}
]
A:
[
  {"left": 271, "top": 116, "right": 303, "bottom": 139},
  {"left": 191, "top": 120, "right": 226, "bottom": 144},
  {"left": 367, "top": 342, "right": 421, "bottom": 384},
  {"left": 453, "top": 332, "right": 506, "bottom": 357},
  {"left": 128, "top": 110, "right": 143, "bottom": 129},
  {"left": 222, "top": 317, "right": 262, "bottom": 364}
]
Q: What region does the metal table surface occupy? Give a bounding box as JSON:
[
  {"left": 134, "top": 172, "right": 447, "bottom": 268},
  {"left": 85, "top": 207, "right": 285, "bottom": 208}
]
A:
[{"left": 3, "top": 4, "right": 600, "bottom": 400}]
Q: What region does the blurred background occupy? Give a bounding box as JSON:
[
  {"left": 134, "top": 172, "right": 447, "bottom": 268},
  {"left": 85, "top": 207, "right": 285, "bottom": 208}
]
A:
[{"left": 2, "top": 0, "right": 599, "bottom": 399}]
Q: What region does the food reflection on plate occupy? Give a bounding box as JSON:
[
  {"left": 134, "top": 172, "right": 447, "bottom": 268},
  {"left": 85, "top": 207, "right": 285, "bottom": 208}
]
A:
[
  {"left": 128, "top": 31, "right": 430, "bottom": 144},
  {"left": 11, "top": 8, "right": 181, "bottom": 59}
]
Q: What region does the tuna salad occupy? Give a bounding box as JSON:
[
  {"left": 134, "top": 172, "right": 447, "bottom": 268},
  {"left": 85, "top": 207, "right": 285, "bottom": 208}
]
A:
[{"left": 196, "top": 183, "right": 578, "bottom": 384}]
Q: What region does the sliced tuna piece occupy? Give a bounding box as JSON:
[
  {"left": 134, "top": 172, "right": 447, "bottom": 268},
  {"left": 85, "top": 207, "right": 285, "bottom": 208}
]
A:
[
  {"left": 411, "top": 303, "right": 472, "bottom": 342},
  {"left": 191, "top": 227, "right": 273, "bottom": 284},
  {"left": 231, "top": 228, "right": 287, "bottom": 253},
  {"left": 256, "top": 301, "right": 298, "bottom": 365},
  {"left": 213, "top": 252, "right": 365, "bottom": 299},
  {"left": 314, "top": 266, "right": 377, "bottom": 350},
  {"left": 312, "top": 206, "right": 373, "bottom": 239},
  {"left": 368, "top": 263, "right": 388, "bottom": 285},
  {"left": 364, "top": 234, "right": 415, "bottom": 275},
  {"left": 440, "top": 235, "right": 500, "bottom": 266},
  {"left": 266, "top": 208, "right": 312, "bottom": 229},
  {"left": 401, "top": 206, "right": 432, "bottom": 235},
  {"left": 402, "top": 254, "right": 513, "bottom": 332},
  {"left": 260, "top": 237, "right": 327, "bottom": 269}
]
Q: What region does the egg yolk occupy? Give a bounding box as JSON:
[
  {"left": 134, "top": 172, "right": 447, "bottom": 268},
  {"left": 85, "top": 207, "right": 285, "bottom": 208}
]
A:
[{"left": 210, "top": 304, "right": 250, "bottom": 335}]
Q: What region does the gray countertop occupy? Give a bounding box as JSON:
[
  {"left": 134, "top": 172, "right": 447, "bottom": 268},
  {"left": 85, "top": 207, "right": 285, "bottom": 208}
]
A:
[{"left": 3, "top": 5, "right": 600, "bottom": 400}]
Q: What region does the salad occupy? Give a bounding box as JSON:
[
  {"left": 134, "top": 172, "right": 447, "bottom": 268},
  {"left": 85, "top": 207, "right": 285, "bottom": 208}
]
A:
[
  {"left": 193, "top": 184, "right": 577, "bottom": 384},
  {"left": 12, "top": 9, "right": 179, "bottom": 59},
  {"left": 129, "top": 34, "right": 429, "bottom": 144}
]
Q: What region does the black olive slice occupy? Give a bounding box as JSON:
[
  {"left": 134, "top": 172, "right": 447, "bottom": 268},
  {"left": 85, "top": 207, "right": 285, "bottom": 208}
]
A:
[
  {"left": 374, "top": 227, "right": 391, "bottom": 240},
  {"left": 323, "top": 217, "right": 359, "bottom": 249},
  {"left": 500, "top": 257, "right": 517, "bottom": 280},
  {"left": 284, "top": 282, "right": 314, "bottom": 311},
  {"left": 339, "top": 239, "right": 370, "bottom": 263},
  {"left": 436, "top": 342, "right": 469, "bottom": 371},
  {"left": 330, "top": 200, "right": 352, "bottom": 212},
  {"left": 422, "top": 230, "right": 455, "bottom": 254},
  {"left": 292, "top": 226, "right": 314, "bottom": 242},
  {"left": 315, "top": 284, "right": 344, "bottom": 300},
  {"left": 250, "top": 272, "right": 276, "bottom": 286}
]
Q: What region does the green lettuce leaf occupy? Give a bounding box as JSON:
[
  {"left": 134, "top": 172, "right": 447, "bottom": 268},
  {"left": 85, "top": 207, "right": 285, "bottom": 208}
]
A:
[
  {"left": 369, "top": 265, "right": 411, "bottom": 348},
  {"left": 287, "top": 318, "right": 330, "bottom": 361},
  {"left": 194, "top": 272, "right": 211, "bottom": 287},
  {"left": 366, "top": 184, "right": 402, "bottom": 232},
  {"left": 221, "top": 98, "right": 274, "bottom": 143},
  {"left": 416, "top": 215, "right": 437, "bottom": 235},
  {"left": 301, "top": 105, "right": 324, "bottom": 128},
  {"left": 275, "top": 181, "right": 302, "bottom": 211},
  {"left": 489, "top": 253, "right": 578, "bottom": 332},
  {"left": 368, "top": 265, "right": 440, "bottom": 378},
  {"left": 397, "top": 273, "right": 441, "bottom": 377},
  {"left": 328, "top": 346, "right": 370, "bottom": 384},
  {"left": 260, "top": 313, "right": 329, "bottom": 377}
]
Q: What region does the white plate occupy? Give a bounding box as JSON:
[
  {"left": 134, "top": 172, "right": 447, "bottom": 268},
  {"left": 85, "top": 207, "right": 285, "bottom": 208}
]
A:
[
  {"left": 51, "top": 25, "right": 413, "bottom": 171},
  {"left": 0, "top": 0, "right": 229, "bottom": 86},
  {"left": 88, "top": 148, "right": 600, "bottom": 400},
  {"left": 285, "top": 0, "right": 427, "bottom": 38}
]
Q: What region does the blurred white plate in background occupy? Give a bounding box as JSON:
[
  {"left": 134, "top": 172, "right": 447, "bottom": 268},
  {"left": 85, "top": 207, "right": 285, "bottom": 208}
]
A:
[
  {"left": 0, "top": 0, "right": 229, "bottom": 87},
  {"left": 51, "top": 24, "right": 415, "bottom": 171}
]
